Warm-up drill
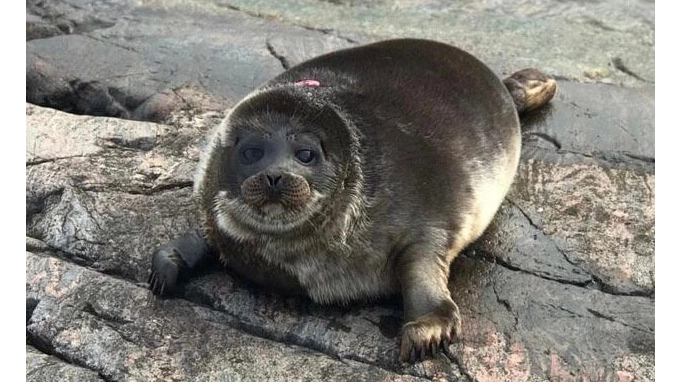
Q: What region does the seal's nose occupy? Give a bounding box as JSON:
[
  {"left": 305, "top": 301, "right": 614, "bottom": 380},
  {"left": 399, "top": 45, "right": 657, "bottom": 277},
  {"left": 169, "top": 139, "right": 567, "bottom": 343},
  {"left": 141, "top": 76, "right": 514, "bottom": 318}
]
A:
[
  {"left": 265, "top": 173, "right": 284, "bottom": 199},
  {"left": 266, "top": 174, "right": 282, "bottom": 187}
]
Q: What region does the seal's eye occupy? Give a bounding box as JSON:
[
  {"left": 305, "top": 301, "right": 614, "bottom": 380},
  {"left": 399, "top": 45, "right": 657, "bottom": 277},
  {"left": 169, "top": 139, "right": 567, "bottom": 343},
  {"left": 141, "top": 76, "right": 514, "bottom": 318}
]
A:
[
  {"left": 295, "top": 149, "right": 315, "bottom": 164},
  {"left": 242, "top": 147, "right": 264, "bottom": 164}
]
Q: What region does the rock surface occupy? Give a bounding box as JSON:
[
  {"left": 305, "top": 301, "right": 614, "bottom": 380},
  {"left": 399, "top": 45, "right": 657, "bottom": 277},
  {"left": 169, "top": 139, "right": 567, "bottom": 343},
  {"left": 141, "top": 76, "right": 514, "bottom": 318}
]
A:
[{"left": 26, "top": 0, "right": 654, "bottom": 381}]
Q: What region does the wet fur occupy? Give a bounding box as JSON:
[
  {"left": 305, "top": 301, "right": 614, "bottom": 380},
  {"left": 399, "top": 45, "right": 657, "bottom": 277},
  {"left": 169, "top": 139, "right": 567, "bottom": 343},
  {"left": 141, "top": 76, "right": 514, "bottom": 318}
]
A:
[{"left": 190, "top": 39, "right": 542, "bottom": 361}]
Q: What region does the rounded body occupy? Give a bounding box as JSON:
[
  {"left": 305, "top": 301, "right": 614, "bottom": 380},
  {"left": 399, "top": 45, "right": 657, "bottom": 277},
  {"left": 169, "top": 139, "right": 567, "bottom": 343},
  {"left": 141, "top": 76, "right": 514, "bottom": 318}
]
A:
[{"left": 195, "top": 39, "right": 521, "bottom": 304}]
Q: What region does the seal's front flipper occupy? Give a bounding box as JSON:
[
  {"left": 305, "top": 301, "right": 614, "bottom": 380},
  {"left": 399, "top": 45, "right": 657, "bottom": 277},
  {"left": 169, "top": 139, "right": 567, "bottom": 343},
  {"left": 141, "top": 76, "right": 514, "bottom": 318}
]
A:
[
  {"left": 503, "top": 68, "right": 557, "bottom": 114},
  {"left": 396, "top": 237, "right": 463, "bottom": 363},
  {"left": 148, "top": 230, "right": 214, "bottom": 296}
]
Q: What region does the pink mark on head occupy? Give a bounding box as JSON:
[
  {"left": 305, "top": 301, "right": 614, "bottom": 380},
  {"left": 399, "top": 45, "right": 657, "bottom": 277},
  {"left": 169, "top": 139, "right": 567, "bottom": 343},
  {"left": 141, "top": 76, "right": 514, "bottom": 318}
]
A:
[{"left": 294, "top": 79, "right": 321, "bottom": 87}]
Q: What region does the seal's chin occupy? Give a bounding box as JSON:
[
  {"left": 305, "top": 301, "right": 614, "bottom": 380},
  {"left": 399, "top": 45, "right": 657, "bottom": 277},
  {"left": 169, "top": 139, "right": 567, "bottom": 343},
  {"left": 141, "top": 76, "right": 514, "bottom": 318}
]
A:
[
  {"left": 213, "top": 190, "right": 325, "bottom": 238},
  {"left": 259, "top": 202, "right": 286, "bottom": 217}
]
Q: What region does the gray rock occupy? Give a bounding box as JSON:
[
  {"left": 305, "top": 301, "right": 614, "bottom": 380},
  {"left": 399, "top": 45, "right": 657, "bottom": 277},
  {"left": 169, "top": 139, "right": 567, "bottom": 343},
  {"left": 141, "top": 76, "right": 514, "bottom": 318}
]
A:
[
  {"left": 212, "top": 0, "right": 654, "bottom": 87},
  {"left": 26, "top": 100, "right": 654, "bottom": 380},
  {"left": 27, "top": 251, "right": 426, "bottom": 382},
  {"left": 447, "top": 256, "right": 654, "bottom": 381},
  {"left": 27, "top": 345, "right": 104, "bottom": 382},
  {"left": 26, "top": 0, "right": 356, "bottom": 122},
  {"left": 508, "top": 160, "right": 655, "bottom": 296},
  {"left": 25, "top": 0, "right": 655, "bottom": 379},
  {"left": 520, "top": 82, "right": 654, "bottom": 170}
]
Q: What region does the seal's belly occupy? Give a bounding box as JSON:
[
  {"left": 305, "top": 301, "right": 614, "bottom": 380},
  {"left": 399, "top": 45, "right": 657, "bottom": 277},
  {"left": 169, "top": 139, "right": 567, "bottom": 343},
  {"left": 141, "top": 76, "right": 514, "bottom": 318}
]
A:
[{"left": 279, "top": 250, "right": 398, "bottom": 304}]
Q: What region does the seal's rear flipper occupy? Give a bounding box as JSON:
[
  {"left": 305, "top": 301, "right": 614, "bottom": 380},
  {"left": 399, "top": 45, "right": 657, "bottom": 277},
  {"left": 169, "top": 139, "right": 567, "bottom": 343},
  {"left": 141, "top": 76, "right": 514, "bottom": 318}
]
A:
[
  {"left": 148, "top": 229, "right": 215, "bottom": 296},
  {"left": 503, "top": 68, "right": 557, "bottom": 114}
]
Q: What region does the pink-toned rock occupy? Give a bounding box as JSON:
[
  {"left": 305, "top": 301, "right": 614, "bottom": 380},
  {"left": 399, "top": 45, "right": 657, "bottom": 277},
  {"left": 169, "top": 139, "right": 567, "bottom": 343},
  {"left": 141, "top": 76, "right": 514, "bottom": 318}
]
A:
[{"left": 26, "top": 100, "right": 654, "bottom": 380}]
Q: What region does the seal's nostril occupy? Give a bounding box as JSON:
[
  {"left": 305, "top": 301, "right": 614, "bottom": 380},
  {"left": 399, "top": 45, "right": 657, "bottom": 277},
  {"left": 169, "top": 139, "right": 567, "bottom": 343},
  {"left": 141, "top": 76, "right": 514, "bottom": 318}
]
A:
[{"left": 266, "top": 174, "right": 282, "bottom": 187}]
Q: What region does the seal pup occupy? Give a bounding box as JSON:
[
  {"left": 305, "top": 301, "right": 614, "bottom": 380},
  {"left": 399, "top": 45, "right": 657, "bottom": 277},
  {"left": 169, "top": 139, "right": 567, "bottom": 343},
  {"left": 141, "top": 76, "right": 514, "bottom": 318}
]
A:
[{"left": 149, "top": 38, "right": 557, "bottom": 362}]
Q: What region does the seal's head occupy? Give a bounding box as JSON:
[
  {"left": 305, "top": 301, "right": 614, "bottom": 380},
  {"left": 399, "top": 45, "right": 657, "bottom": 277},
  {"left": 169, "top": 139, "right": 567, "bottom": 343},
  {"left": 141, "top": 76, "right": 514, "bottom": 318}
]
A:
[
  {"left": 200, "top": 85, "right": 360, "bottom": 239},
  {"left": 224, "top": 113, "right": 330, "bottom": 234}
]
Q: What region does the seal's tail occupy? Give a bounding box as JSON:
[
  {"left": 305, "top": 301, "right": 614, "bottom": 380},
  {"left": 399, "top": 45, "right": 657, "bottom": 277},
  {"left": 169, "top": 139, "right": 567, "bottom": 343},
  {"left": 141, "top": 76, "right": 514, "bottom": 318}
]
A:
[{"left": 502, "top": 68, "right": 557, "bottom": 114}]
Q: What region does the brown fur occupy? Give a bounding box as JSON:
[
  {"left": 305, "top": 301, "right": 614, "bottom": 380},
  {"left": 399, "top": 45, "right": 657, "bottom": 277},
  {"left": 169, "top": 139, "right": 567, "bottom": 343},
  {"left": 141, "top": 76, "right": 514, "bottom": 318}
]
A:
[{"left": 190, "top": 39, "right": 556, "bottom": 362}]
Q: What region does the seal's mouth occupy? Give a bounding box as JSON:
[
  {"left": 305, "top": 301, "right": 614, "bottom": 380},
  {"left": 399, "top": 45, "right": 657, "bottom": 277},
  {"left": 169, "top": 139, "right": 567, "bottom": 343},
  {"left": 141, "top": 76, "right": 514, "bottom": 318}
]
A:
[
  {"left": 240, "top": 172, "right": 312, "bottom": 212},
  {"left": 213, "top": 188, "right": 325, "bottom": 236}
]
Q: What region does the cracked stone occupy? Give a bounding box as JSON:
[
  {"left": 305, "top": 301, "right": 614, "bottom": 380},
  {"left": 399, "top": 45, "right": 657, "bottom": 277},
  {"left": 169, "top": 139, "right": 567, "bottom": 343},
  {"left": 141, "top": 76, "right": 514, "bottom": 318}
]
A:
[
  {"left": 25, "top": 0, "right": 654, "bottom": 379},
  {"left": 470, "top": 202, "right": 593, "bottom": 287},
  {"left": 26, "top": 0, "right": 355, "bottom": 122},
  {"left": 27, "top": 252, "right": 428, "bottom": 381},
  {"left": 446, "top": 256, "right": 654, "bottom": 381},
  {"left": 27, "top": 345, "right": 104, "bottom": 382},
  {"left": 509, "top": 159, "right": 655, "bottom": 296},
  {"left": 266, "top": 40, "right": 291, "bottom": 69},
  {"left": 26, "top": 0, "right": 117, "bottom": 41},
  {"left": 520, "top": 82, "right": 654, "bottom": 170},
  {"left": 26, "top": 93, "right": 653, "bottom": 380},
  {"left": 214, "top": 0, "right": 654, "bottom": 87}
]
